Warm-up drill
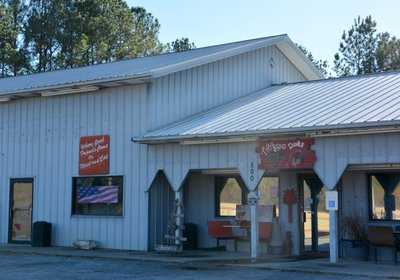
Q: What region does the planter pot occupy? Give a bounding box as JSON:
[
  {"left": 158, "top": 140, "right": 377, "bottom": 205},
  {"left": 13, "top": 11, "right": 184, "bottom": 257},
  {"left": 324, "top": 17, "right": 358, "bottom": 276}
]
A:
[{"left": 341, "top": 239, "right": 369, "bottom": 261}]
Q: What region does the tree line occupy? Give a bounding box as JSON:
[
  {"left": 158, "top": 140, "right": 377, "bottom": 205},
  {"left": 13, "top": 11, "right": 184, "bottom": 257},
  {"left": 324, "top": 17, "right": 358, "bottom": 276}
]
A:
[
  {"left": 1, "top": 4, "right": 399, "bottom": 79},
  {"left": 300, "top": 15, "right": 400, "bottom": 77},
  {"left": 0, "top": 0, "right": 195, "bottom": 78}
]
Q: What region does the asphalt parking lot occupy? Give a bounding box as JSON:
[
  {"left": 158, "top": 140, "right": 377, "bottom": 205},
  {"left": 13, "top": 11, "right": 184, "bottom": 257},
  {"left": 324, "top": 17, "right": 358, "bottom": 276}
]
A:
[{"left": 0, "top": 251, "right": 372, "bottom": 280}]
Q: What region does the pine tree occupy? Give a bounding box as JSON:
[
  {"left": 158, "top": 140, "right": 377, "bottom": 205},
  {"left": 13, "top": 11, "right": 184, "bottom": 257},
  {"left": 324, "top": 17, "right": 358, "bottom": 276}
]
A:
[
  {"left": 0, "top": 0, "right": 28, "bottom": 77},
  {"left": 165, "top": 38, "right": 196, "bottom": 53},
  {"left": 334, "top": 16, "right": 379, "bottom": 76},
  {"left": 24, "top": 0, "right": 62, "bottom": 72},
  {"left": 376, "top": 32, "right": 400, "bottom": 72}
]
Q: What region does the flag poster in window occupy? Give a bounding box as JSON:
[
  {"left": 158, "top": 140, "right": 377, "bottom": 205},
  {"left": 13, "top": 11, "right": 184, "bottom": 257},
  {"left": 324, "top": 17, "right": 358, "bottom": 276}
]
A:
[
  {"left": 79, "top": 135, "right": 110, "bottom": 175},
  {"left": 77, "top": 186, "right": 119, "bottom": 204}
]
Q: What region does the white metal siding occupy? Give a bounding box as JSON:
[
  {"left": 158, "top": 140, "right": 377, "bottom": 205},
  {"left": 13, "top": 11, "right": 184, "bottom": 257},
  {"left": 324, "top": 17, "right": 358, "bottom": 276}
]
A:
[
  {"left": 146, "top": 142, "right": 265, "bottom": 192},
  {"left": 183, "top": 173, "right": 217, "bottom": 248},
  {"left": 314, "top": 133, "right": 400, "bottom": 188},
  {"left": 0, "top": 45, "right": 308, "bottom": 250},
  {"left": 0, "top": 85, "right": 149, "bottom": 250},
  {"left": 148, "top": 46, "right": 305, "bottom": 131}
]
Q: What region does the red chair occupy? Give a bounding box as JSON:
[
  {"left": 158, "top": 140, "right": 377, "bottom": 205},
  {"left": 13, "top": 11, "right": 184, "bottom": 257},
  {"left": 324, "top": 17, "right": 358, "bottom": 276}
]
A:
[
  {"left": 259, "top": 222, "right": 273, "bottom": 243},
  {"left": 208, "top": 221, "right": 237, "bottom": 250}
]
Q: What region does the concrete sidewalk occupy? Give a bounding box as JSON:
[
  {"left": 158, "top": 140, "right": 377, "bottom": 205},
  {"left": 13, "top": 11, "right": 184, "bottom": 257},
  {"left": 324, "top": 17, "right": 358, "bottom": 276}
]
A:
[
  {"left": 1, "top": 244, "right": 399, "bottom": 279},
  {"left": 238, "top": 258, "right": 400, "bottom": 279},
  {"left": 0, "top": 244, "right": 270, "bottom": 264}
]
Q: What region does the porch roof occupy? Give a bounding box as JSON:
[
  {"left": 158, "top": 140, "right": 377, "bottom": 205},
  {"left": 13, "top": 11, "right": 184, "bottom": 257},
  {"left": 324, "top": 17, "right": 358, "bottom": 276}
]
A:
[{"left": 138, "top": 71, "right": 400, "bottom": 143}]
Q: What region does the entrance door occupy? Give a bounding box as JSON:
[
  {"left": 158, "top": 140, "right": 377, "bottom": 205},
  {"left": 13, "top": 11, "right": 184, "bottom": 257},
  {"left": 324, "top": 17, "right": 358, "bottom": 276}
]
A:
[
  {"left": 299, "top": 174, "right": 329, "bottom": 253},
  {"left": 9, "top": 179, "right": 33, "bottom": 243}
]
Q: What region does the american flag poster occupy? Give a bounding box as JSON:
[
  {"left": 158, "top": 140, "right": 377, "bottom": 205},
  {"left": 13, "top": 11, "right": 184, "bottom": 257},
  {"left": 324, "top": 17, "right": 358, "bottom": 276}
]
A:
[{"left": 77, "top": 186, "right": 119, "bottom": 204}]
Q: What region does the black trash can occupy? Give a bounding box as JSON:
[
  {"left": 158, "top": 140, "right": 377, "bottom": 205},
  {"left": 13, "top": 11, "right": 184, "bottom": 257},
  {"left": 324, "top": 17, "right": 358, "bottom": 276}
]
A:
[
  {"left": 183, "top": 223, "right": 198, "bottom": 250},
  {"left": 32, "top": 221, "right": 52, "bottom": 247}
]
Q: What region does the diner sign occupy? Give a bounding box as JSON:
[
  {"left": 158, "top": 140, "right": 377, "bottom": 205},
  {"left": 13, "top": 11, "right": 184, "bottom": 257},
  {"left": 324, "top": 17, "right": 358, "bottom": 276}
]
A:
[
  {"left": 79, "top": 135, "right": 110, "bottom": 175},
  {"left": 256, "top": 138, "right": 316, "bottom": 171}
]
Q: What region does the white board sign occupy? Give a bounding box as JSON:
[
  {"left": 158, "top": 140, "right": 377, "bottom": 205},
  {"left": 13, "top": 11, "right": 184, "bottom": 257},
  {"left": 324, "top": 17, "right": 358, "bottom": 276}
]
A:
[
  {"left": 325, "top": 191, "right": 338, "bottom": 211},
  {"left": 235, "top": 205, "right": 274, "bottom": 222}
]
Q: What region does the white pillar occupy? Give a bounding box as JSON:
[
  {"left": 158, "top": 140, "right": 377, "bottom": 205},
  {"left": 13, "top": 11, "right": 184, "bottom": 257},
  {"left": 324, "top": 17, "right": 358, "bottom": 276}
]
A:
[
  {"left": 329, "top": 209, "right": 339, "bottom": 263},
  {"left": 248, "top": 191, "right": 259, "bottom": 259},
  {"left": 175, "top": 190, "right": 183, "bottom": 251}
]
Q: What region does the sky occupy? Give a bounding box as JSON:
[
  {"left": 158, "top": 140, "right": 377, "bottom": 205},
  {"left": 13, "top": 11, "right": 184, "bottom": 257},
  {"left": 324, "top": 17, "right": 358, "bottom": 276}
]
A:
[{"left": 127, "top": 0, "right": 400, "bottom": 66}]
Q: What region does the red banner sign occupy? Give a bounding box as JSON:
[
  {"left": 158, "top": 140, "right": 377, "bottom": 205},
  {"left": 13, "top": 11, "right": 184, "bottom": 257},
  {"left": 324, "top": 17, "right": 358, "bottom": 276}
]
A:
[
  {"left": 79, "top": 135, "right": 110, "bottom": 175},
  {"left": 256, "top": 138, "right": 316, "bottom": 171}
]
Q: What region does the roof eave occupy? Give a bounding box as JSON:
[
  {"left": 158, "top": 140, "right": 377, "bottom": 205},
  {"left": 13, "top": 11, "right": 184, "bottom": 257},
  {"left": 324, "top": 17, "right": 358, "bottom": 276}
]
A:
[
  {"left": 149, "top": 35, "right": 290, "bottom": 79},
  {"left": 276, "top": 38, "right": 324, "bottom": 80},
  {"left": 134, "top": 123, "right": 400, "bottom": 145},
  {"left": 0, "top": 73, "right": 152, "bottom": 99}
]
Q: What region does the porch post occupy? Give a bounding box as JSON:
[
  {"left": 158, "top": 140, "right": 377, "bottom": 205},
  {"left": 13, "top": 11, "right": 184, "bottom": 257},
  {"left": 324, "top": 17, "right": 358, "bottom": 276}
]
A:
[
  {"left": 174, "top": 189, "right": 184, "bottom": 251},
  {"left": 329, "top": 209, "right": 338, "bottom": 263},
  {"left": 248, "top": 191, "right": 259, "bottom": 259},
  {"left": 327, "top": 187, "right": 339, "bottom": 263}
]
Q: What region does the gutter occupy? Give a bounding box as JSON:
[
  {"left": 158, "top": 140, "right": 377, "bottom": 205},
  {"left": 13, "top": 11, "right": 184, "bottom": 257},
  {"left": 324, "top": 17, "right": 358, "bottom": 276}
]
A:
[
  {"left": 133, "top": 123, "right": 400, "bottom": 145},
  {"left": 0, "top": 73, "right": 152, "bottom": 99}
]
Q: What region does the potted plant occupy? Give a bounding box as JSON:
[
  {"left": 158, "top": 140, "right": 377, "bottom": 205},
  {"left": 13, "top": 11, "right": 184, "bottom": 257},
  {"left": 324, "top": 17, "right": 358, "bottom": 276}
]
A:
[{"left": 341, "top": 215, "right": 369, "bottom": 261}]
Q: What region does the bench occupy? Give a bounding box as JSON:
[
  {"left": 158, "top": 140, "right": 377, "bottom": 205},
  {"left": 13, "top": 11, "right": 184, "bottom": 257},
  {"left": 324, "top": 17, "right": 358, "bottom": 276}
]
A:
[
  {"left": 208, "top": 221, "right": 238, "bottom": 250},
  {"left": 208, "top": 221, "right": 273, "bottom": 251},
  {"left": 367, "top": 226, "right": 399, "bottom": 264}
]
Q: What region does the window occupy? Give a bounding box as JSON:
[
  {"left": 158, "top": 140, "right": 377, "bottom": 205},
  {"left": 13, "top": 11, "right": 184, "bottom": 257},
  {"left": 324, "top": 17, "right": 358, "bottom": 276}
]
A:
[
  {"left": 215, "top": 177, "right": 246, "bottom": 217},
  {"left": 369, "top": 174, "right": 400, "bottom": 221},
  {"left": 72, "top": 176, "right": 123, "bottom": 216},
  {"left": 258, "top": 176, "right": 279, "bottom": 217}
]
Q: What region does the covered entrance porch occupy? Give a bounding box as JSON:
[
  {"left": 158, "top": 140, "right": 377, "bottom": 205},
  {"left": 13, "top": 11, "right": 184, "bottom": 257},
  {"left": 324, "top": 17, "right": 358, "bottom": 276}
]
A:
[
  {"left": 139, "top": 132, "right": 400, "bottom": 263},
  {"left": 142, "top": 138, "right": 341, "bottom": 261}
]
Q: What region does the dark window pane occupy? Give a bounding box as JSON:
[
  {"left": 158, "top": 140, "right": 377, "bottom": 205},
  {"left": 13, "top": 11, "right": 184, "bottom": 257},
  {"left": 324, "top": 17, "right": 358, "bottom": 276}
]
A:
[
  {"left": 72, "top": 176, "right": 123, "bottom": 216},
  {"left": 370, "top": 174, "right": 400, "bottom": 221}
]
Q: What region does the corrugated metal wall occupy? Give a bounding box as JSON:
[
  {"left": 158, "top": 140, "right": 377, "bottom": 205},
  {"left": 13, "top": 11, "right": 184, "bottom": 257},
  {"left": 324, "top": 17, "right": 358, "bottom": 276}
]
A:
[
  {"left": 183, "top": 173, "right": 217, "bottom": 248},
  {"left": 314, "top": 133, "right": 400, "bottom": 188},
  {"left": 148, "top": 45, "right": 306, "bottom": 131},
  {"left": 0, "top": 45, "right": 308, "bottom": 250},
  {"left": 0, "top": 84, "right": 149, "bottom": 250},
  {"left": 146, "top": 142, "right": 266, "bottom": 192}
]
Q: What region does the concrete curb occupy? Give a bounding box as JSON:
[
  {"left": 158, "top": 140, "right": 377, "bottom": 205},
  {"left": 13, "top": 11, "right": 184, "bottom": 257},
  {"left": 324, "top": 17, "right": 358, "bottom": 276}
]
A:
[
  {"left": 233, "top": 263, "right": 400, "bottom": 279},
  {"left": 0, "top": 247, "right": 253, "bottom": 265},
  {"left": 0, "top": 248, "right": 191, "bottom": 264}
]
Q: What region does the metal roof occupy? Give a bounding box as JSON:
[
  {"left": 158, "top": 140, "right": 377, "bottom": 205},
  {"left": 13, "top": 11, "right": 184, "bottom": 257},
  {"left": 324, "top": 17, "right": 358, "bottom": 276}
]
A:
[
  {"left": 0, "top": 34, "right": 322, "bottom": 97},
  {"left": 140, "top": 71, "right": 400, "bottom": 143}
]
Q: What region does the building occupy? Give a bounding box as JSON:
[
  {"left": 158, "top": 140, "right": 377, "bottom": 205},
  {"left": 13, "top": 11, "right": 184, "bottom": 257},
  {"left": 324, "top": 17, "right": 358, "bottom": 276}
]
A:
[{"left": 1, "top": 34, "right": 399, "bottom": 263}]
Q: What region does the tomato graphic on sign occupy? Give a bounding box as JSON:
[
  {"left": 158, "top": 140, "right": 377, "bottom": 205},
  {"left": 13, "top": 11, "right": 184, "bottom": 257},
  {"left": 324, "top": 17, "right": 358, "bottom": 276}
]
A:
[{"left": 256, "top": 138, "right": 316, "bottom": 171}]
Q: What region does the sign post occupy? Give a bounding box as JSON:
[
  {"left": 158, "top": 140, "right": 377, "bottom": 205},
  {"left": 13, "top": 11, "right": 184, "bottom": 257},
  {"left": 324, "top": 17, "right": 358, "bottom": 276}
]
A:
[
  {"left": 325, "top": 191, "right": 338, "bottom": 211},
  {"left": 326, "top": 190, "right": 339, "bottom": 263}
]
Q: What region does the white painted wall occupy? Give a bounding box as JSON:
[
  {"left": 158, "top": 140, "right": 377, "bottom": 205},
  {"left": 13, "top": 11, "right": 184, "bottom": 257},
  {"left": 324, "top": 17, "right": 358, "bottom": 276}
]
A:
[
  {"left": 183, "top": 173, "right": 217, "bottom": 248},
  {"left": 0, "top": 44, "right": 308, "bottom": 250},
  {"left": 148, "top": 45, "right": 306, "bottom": 131},
  {"left": 314, "top": 133, "right": 400, "bottom": 189},
  {"left": 0, "top": 84, "right": 149, "bottom": 250}
]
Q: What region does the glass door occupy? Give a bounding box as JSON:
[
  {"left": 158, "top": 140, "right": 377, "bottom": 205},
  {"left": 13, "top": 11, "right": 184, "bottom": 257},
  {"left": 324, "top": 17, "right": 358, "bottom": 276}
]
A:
[{"left": 9, "top": 179, "right": 33, "bottom": 243}]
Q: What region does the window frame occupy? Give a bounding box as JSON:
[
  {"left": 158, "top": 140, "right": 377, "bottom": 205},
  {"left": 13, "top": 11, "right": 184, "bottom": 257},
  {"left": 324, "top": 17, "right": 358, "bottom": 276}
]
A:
[
  {"left": 214, "top": 176, "right": 247, "bottom": 218},
  {"left": 368, "top": 172, "right": 400, "bottom": 222},
  {"left": 71, "top": 175, "right": 124, "bottom": 217}
]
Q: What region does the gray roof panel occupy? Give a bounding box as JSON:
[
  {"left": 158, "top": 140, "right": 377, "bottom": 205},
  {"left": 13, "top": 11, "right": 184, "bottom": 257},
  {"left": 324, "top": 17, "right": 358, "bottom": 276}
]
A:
[
  {"left": 1, "top": 34, "right": 322, "bottom": 96},
  {"left": 142, "top": 71, "right": 400, "bottom": 141}
]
